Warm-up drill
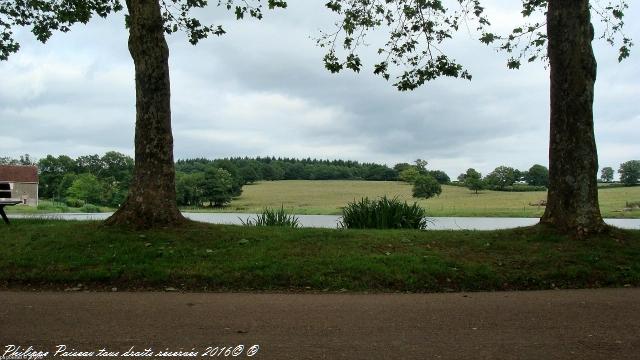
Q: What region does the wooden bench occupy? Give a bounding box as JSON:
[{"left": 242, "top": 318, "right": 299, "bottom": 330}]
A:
[{"left": 0, "top": 182, "right": 21, "bottom": 225}]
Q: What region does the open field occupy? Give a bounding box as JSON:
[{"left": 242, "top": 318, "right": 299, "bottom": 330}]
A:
[
  {"left": 219, "top": 180, "right": 640, "bottom": 218},
  {"left": 1, "top": 220, "right": 639, "bottom": 292}
]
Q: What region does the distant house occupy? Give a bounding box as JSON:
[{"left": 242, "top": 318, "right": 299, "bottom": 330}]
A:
[{"left": 0, "top": 165, "right": 39, "bottom": 206}]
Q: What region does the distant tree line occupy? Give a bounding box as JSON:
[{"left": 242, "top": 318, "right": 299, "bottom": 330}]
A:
[
  {"left": 456, "top": 165, "right": 551, "bottom": 194},
  {"left": 455, "top": 161, "right": 640, "bottom": 194},
  {"left": 177, "top": 157, "right": 401, "bottom": 183},
  {"left": 2, "top": 154, "right": 637, "bottom": 207}
]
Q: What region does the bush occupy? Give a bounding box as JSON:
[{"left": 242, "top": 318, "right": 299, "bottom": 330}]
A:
[
  {"left": 242, "top": 206, "right": 300, "bottom": 228},
  {"left": 65, "top": 198, "right": 85, "bottom": 207},
  {"left": 79, "top": 204, "right": 101, "bottom": 213},
  {"left": 489, "top": 185, "right": 547, "bottom": 192},
  {"left": 339, "top": 196, "right": 428, "bottom": 230},
  {"left": 626, "top": 201, "right": 640, "bottom": 209}
]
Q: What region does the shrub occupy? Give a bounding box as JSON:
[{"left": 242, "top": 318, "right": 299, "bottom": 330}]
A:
[
  {"left": 626, "top": 201, "right": 640, "bottom": 209},
  {"left": 242, "top": 206, "right": 300, "bottom": 228},
  {"left": 489, "top": 185, "right": 547, "bottom": 192},
  {"left": 79, "top": 204, "right": 101, "bottom": 213},
  {"left": 412, "top": 175, "right": 442, "bottom": 199},
  {"left": 339, "top": 196, "right": 428, "bottom": 229},
  {"left": 65, "top": 198, "right": 85, "bottom": 207}
]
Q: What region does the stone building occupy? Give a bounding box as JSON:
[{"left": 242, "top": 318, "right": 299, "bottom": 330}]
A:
[{"left": 0, "top": 165, "right": 39, "bottom": 206}]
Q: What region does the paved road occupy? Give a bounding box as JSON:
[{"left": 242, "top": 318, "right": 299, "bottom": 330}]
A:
[{"left": 1, "top": 289, "right": 639, "bottom": 360}]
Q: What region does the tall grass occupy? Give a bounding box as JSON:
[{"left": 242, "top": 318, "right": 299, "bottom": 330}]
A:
[
  {"left": 241, "top": 206, "right": 300, "bottom": 228},
  {"left": 340, "top": 196, "right": 428, "bottom": 229}
]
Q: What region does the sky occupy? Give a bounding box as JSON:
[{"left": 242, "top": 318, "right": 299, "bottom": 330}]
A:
[{"left": 0, "top": 1, "right": 638, "bottom": 179}]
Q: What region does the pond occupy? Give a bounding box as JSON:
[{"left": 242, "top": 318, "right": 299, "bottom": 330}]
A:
[{"left": 11, "top": 212, "right": 640, "bottom": 230}]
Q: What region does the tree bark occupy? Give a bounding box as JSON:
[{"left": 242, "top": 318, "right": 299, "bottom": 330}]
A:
[
  {"left": 105, "top": 0, "right": 186, "bottom": 228},
  {"left": 540, "top": 0, "right": 606, "bottom": 236}
]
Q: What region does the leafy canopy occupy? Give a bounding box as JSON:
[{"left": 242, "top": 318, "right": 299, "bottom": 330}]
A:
[
  {"left": 318, "top": 0, "right": 632, "bottom": 90},
  {"left": 0, "top": 0, "right": 287, "bottom": 60}
]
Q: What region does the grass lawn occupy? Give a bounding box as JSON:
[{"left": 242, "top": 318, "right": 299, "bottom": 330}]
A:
[
  {"left": 218, "top": 180, "right": 640, "bottom": 218},
  {"left": 1, "top": 220, "right": 639, "bottom": 292}
]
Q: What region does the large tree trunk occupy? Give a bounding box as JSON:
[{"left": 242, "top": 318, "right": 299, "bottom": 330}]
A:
[
  {"left": 540, "top": 0, "right": 606, "bottom": 236},
  {"left": 105, "top": 0, "right": 186, "bottom": 228}
]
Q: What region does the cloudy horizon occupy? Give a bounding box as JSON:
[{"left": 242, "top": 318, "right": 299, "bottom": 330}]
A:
[{"left": 0, "top": 1, "right": 638, "bottom": 179}]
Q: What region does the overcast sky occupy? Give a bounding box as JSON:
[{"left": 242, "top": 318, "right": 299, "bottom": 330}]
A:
[{"left": 0, "top": 1, "right": 638, "bottom": 178}]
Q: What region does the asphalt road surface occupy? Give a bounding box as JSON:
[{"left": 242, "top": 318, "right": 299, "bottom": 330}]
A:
[{"left": 1, "top": 289, "right": 639, "bottom": 360}]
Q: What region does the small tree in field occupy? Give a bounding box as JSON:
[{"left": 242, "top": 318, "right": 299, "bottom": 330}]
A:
[
  {"left": 600, "top": 167, "right": 614, "bottom": 183},
  {"left": 465, "top": 177, "right": 485, "bottom": 195},
  {"left": 412, "top": 175, "right": 442, "bottom": 199}
]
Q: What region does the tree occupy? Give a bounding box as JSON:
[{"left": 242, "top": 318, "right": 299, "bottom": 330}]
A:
[
  {"left": 600, "top": 167, "right": 614, "bottom": 183},
  {"left": 239, "top": 165, "right": 260, "bottom": 184},
  {"left": 38, "top": 155, "right": 78, "bottom": 199},
  {"left": 399, "top": 167, "right": 420, "bottom": 183},
  {"left": 462, "top": 168, "right": 481, "bottom": 181},
  {"left": 67, "top": 173, "right": 104, "bottom": 205},
  {"left": 462, "top": 168, "right": 484, "bottom": 194},
  {"left": 203, "top": 168, "right": 234, "bottom": 207},
  {"left": 58, "top": 173, "right": 78, "bottom": 201},
  {"left": 100, "top": 151, "right": 134, "bottom": 187},
  {"left": 414, "top": 159, "right": 428, "bottom": 174},
  {"left": 175, "top": 172, "right": 205, "bottom": 206},
  {"left": 619, "top": 161, "right": 640, "bottom": 186},
  {"left": 412, "top": 175, "right": 442, "bottom": 199},
  {"left": 525, "top": 164, "right": 549, "bottom": 187},
  {"left": 428, "top": 170, "right": 450, "bottom": 184},
  {"left": 1, "top": 0, "right": 287, "bottom": 228},
  {"left": 485, "top": 166, "right": 518, "bottom": 190},
  {"left": 319, "top": 0, "right": 631, "bottom": 236},
  {"left": 393, "top": 163, "right": 412, "bottom": 173},
  {"left": 465, "top": 177, "right": 485, "bottom": 195}
]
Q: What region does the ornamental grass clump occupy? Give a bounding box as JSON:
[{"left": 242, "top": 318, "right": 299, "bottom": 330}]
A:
[
  {"left": 339, "top": 196, "right": 428, "bottom": 229},
  {"left": 241, "top": 206, "right": 300, "bottom": 228}
]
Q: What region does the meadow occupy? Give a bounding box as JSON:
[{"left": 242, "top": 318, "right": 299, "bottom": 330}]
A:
[{"left": 218, "top": 180, "right": 640, "bottom": 218}]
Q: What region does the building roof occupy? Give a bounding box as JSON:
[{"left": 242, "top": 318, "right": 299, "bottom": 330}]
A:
[{"left": 0, "top": 165, "right": 39, "bottom": 183}]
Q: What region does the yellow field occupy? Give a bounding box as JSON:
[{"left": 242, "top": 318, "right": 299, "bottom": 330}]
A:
[{"left": 223, "top": 180, "right": 640, "bottom": 218}]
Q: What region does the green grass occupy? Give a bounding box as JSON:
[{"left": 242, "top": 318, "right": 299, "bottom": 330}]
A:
[
  {"left": 218, "top": 180, "right": 640, "bottom": 218},
  {"left": 1, "top": 220, "right": 639, "bottom": 292}
]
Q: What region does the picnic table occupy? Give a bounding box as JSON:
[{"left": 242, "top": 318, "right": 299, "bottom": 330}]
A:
[{"left": 0, "top": 200, "right": 21, "bottom": 225}]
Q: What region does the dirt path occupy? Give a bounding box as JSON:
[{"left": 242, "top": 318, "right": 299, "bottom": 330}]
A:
[{"left": 1, "top": 289, "right": 639, "bottom": 359}]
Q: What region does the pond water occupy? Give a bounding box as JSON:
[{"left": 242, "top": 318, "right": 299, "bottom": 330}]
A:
[{"left": 11, "top": 212, "right": 640, "bottom": 230}]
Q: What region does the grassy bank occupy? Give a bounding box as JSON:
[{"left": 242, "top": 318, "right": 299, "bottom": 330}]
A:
[
  {"left": 1, "top": 220, "right": 639, "bottom": 292},
  {"left": 220, "top": 180, "right": 640, "bottom": 218},
  {"left": 4, "top": 200, "right": 113, "bottom": 214}
]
